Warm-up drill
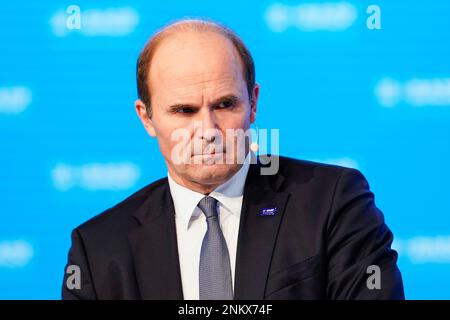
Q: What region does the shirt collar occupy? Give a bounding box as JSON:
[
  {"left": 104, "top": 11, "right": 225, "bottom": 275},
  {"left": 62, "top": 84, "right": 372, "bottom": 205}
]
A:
[{"left": 168, "top": 151, "right": 252, "bottom": 230}]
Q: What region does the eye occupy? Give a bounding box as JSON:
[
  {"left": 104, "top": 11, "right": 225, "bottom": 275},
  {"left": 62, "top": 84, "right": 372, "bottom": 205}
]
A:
[
  {"left": 175, "top": 107, "right": 196, "bottom": 114},
  {"left": 215, "top": 99, "right": 235, "bottom": 110}
]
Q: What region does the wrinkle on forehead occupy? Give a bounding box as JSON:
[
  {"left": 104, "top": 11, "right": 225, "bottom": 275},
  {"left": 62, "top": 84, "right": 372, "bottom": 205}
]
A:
[{"left": 162, "top": 75, "right": 241, "bottom": 103}]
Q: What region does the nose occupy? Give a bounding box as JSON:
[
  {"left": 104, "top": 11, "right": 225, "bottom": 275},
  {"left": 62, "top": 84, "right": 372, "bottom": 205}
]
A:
[{"left": 196, "top": 108, "right": 219, "bottom": 143}]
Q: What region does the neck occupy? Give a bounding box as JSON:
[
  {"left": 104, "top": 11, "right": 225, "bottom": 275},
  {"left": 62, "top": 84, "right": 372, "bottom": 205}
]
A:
[{"left": 167, "top": 165, "right": 243, "bottom": 195}]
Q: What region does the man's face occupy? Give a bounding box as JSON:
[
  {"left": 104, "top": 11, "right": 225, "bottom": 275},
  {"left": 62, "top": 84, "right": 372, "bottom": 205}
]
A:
[{"left": 135, "top": 31, "right": 258, "bottom": 193}]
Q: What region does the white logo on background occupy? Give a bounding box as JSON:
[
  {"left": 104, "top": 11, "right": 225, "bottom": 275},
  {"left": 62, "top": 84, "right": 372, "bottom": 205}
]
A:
[
  {"left": 0, "top": 240, "right": 34, "bottom": 268},
  {"left": 51, "top": 162, "right": 140, "bottom": 191},
  {"left": 265, "top": 2, "right": 357, "bottom": 32},
  {"left": 375, "top": 77, "right": 450, "bottom": 107},
  {"left": 0, "top": 86, "right": 32, "bottom": 114},
  {"left": 50, "top": 6, "right": 139, "bottom": 37}
]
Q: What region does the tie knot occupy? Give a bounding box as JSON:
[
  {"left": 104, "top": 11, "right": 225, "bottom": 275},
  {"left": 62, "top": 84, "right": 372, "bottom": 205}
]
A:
[{"left": 197, "top": 196, "right": 218, "bottom": 219}]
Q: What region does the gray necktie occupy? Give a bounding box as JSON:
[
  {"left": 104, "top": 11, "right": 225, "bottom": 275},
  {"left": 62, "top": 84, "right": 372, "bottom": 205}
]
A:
[{"left": 198, "top": 196, "right": 233, "bottom": 300}]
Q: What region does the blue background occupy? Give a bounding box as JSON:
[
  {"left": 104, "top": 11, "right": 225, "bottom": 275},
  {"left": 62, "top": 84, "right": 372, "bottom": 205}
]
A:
[{"left": 1, "top": 1, "right": 449, "bottom": 299}]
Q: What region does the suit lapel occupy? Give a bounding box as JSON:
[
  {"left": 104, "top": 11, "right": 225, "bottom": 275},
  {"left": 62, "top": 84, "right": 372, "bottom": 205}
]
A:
[
  {"left": 234, "top": 157, "right": 290, "bottom": 300},
  {"left": 128, "top": 181, "right": 184, "bottom": 299},
  {"left": 126, "top": 156, "right": 289, "bottom": 300}
]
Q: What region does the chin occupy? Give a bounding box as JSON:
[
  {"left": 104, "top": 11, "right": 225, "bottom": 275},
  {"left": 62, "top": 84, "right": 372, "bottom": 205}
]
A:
[{"left": 189, "top": 162, "right": 239, "bottom": 184}]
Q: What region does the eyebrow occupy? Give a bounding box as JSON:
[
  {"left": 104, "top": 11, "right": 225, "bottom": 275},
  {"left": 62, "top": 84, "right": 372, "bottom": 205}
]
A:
[{"left": 167, "top": 94, "right": 240, "bottom": 112}]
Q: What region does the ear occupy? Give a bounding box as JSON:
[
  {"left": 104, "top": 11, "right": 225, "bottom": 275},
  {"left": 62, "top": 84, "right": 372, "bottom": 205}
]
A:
[
  {"left": 249, "top": 83, "right": 259, "bottom": 124},
  {"left": 135, "top": 99, "right": 156, "bottom": 137}
]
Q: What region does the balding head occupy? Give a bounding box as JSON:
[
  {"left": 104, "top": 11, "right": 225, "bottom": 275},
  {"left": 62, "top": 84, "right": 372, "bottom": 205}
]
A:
[{"left": 136, "top": 19, "right": 255, "bottom": 118}]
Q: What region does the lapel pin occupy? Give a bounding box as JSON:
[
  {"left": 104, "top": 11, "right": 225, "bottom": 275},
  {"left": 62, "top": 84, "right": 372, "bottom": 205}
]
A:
[{"left": 259, "top": 207, "right": 278, "bottom": 216}]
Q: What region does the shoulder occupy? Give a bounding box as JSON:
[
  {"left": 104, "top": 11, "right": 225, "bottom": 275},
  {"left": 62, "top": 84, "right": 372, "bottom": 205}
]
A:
[
  {"left": 257, "top": 155, "right": 370, "bottom": 197},
  {"left": 74, "top": 177, "right": 168, "bottom": 236},
  {"left": 270, "top": 155, "right": 366, "bottom": 184}
]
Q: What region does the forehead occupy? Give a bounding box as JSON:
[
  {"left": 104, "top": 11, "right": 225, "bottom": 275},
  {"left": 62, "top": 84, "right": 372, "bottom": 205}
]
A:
[{"left": 148, "top": 31, "right": 246, "bottom": 103}]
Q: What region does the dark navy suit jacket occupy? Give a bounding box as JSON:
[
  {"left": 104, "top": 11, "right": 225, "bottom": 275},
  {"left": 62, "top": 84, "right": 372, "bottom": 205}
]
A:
[{"left": 62, "top": 156, "right": 404, "bottom": 299}]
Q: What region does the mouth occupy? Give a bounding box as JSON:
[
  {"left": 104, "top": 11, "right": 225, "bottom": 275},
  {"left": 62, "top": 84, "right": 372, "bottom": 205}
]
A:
[
  {"left": 192, "top": 150, "right": 224, "bottom": 156},
  {"left": 190, "top": 151, "right": 225, "bottom": 165},
  {"left": 192, "top": 152, "right": 224, "bottom": 157}
]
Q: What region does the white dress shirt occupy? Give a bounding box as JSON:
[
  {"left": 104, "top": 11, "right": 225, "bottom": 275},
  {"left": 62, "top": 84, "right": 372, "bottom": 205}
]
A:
[{"left": 167, "top": 153, "right": 251, "bottom": 300}]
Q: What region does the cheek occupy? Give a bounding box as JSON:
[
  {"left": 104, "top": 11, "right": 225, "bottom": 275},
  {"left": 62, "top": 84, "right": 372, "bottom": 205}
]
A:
[
  {"left": 219, "top": 110, "right": 249, "bottom": 129},
  {"left": 152, "top": 120, "right": 178, "bottom": 150},
  {"left": 231, "top": 111, "right": 252, "bottom": 136},
  {"left": 157, "top": 124, "right": 193, "bottom": 158}
]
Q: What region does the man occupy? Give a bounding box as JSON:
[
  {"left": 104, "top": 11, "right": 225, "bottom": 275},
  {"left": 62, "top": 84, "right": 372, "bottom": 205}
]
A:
[{"left": 62, "top": 19, "right": 404, "bottom": 300}]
